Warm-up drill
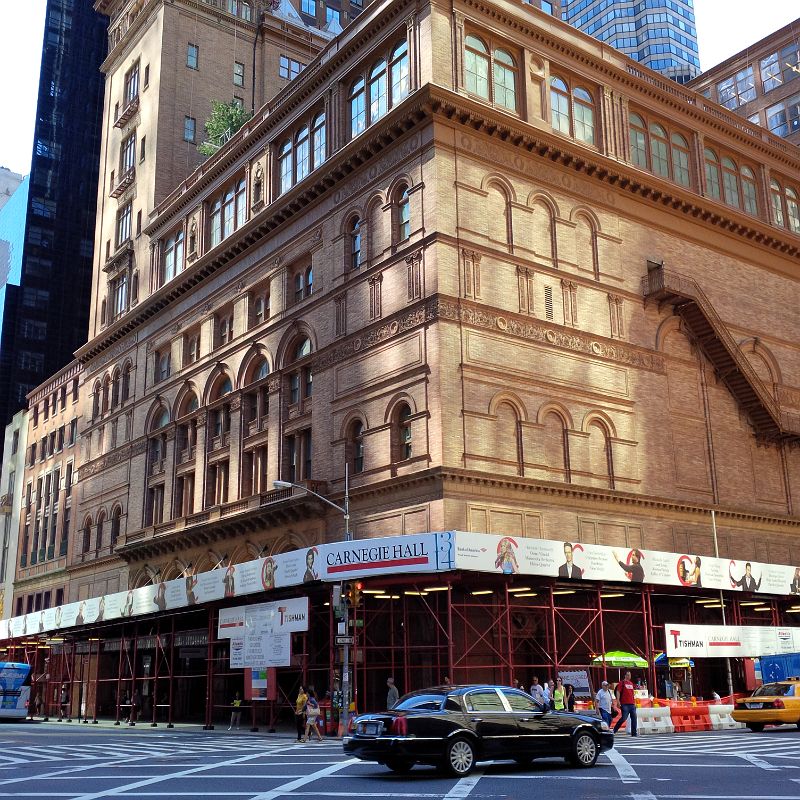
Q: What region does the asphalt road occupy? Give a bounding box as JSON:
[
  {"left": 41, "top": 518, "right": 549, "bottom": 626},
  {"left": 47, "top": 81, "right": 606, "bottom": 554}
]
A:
[{"left": 3, "top": 722, "right": 800, "bottom": 799}]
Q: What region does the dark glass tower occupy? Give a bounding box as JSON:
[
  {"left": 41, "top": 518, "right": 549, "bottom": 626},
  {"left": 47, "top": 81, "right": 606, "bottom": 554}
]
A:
[
  {"left": 562, "top": 0, "right": 700, "bottom": 84},
  {"left": 0, "top": 1, "right": 107, "bottom": 434}
]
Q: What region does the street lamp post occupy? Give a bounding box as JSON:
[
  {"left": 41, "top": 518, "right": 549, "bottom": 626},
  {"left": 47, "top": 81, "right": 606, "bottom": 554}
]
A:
[{"left": 274, "top": 465, "right": 352, "bottom": 735}]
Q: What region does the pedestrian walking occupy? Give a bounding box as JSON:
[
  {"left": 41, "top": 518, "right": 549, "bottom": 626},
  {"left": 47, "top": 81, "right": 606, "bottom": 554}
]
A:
[
  {"left": 58, "top": 684, "right": 70, "bottom": 721},
  {"left": 613, "top": 670, "right": 638, "bottom": 736},
  {"left": 543, "top": 680, "right": 552, "bottom": 708},
  {"left": 529, "top": 676, "right": 545, "bottom": 705},
  {"left": 295, "top": 685, "right": 308, "bottom": 742},
  {"left": 553, "top": 678, "right": 566, "bottom": 710},
  {"left": 129, "top": 689, "right": 141, "bottom": 725},
  {"left": 228, "top": 691, "right": 242, "bottom": 730},
  {"left": 304, "top": 690, "right": 323, "bottom": 742},
  {"left": 386, "top": 676, "right": 399, "bottom": 709},
  {"left": 565, "top": 683, "right": 576, "bottom": 713},
  {"left": 595, "top": 680, "right": 614, "bottom": 726}
]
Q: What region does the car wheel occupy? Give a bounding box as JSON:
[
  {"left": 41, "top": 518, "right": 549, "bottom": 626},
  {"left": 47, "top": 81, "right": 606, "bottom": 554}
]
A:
[
  {"left": 384, "top": 758, "right": 414, "bottom": 773},
  {"left": 568, "top": 731, "right": 599, "bottom": 768},
  {"left": 747, "top": 724, "right": 765, "bottom": 733},
  {"left": 444, "top": 736, "right": 476, "bottom": 777}
]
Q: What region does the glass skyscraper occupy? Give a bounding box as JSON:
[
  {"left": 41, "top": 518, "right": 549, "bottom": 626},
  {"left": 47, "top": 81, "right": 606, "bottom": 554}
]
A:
[
  {"left": 562, "top": 0, "right": 700, "bottom": 84},
  {"left": 0, "top": 1, "right": 107, "bottom": 436}
]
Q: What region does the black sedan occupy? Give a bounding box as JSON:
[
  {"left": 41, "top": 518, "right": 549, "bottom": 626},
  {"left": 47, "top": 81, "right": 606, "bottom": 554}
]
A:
[{"left": 343, "top": 685, "right": 613, "bottom": 776}]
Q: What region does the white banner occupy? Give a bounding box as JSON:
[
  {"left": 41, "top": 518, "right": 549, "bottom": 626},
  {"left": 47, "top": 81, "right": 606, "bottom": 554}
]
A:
[
  {"left": 665, "top": 623, "right": 800, "bottom": 658},
  {"left": 218, "top": 597, "right": 309, "bottom": 639}
]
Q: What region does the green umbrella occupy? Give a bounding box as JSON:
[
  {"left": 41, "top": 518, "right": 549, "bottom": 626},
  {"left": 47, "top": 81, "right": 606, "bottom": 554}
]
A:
[{"left": 592, "top": 650, "right": 648, "bottom": 668}]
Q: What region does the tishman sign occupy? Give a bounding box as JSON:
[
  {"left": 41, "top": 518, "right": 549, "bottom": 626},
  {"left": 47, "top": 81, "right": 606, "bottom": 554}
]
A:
[{"left": 665, "top": 623, "right": 800, "bottom": 658}]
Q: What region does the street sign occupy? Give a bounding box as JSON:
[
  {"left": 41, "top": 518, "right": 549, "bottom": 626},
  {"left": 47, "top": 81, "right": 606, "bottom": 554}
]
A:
[{"left": 335, "top": 635, "right": 354, "bottom": 645}]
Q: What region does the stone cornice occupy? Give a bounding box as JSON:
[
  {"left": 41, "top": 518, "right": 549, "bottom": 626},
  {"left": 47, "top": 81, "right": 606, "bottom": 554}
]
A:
[{"left": 427, "top": 86, "right": 800, "bottom": 259}]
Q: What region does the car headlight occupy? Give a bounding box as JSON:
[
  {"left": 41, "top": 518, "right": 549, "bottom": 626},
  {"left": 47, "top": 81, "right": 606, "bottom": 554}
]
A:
[{"left": 600, "top": 721, "right": 610, "bottom": 731}]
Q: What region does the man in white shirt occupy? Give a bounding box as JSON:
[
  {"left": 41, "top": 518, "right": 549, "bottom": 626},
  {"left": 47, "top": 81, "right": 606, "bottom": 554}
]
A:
[
  {"left": 543, "top": 680, "right": 553, "bottom": 708},
  {"left": 529, "top": 676, "right": 545, "bottom": 705},
  {"left": 595, "top": 680, "right": 613, "bottom": 725}
]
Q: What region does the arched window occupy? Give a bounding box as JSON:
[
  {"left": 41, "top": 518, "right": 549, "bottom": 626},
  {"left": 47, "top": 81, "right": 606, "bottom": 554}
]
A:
[
  {"left": 349, "top": 39, "right": 410, "bottom": 139},
  {"left": 464, "top": 35, "right": 517, "bottom": 111},
  {"left": 179, "top": 391, "right": 199, "bottom": 417},
  {"left": 213, "top": 376, "right": 233, "bottom": 400},
  {"left": 369, "top": 59, "right": 388, "bottom": 122},
  {"left": 397, "top": 186, "right": 410, "bottom": 242},
  {"left": 649, "top": 123, "right": 669, "bottom": 177},
  {"left": 542, "top": 412, "right": 570, "bottom": 482},
  {"left": 92, "top": 383, "right": 101, "bottom": 419},
  {"left": 102, "top": 376, "right": 111, "bottom": 413},
  {"left": 349, "top": 216, "right": 362, "bottom": 269},
  {"left": 349, "top": 78, "right": 366, "bottom": 137},
  {"left": 740, "top": 166, "right": 758, "bottom": 215},
  {"left": 235, "top": 178, "right": 247, "bottom": 229},
  {"left": 551, "top": 77, "right": 595, "bottom": 144},
  {"left": 395, "top": 403, "right": 412, "bottom": 461},
  {"left": 295, "top": 126, "right": 310, "bottom": 182},
  {"left": 111, "top": 506, "right": 122, "bottom": 545},
  {"left": 349, "top": 420, "right": 365, "bottom": 473},
  {"left": 312, "top": 112, "right": 326, "bottom": 168},
  {"left": 671, "top": 133, "right": 691, "bottom": 186},
  {"left": 390, "top": 40, "right": 410, "bottom": 104},
  {"left": 155, "top": 350, "right": 170, "bottom": 383},
  {"left": 122, "top": 362, "right": 132, "bottom": 401},
  {"left": 496, "top": 402, "right": 522, "bottom": 474},
  {"left": 152, "top": 407, "right": 170, "bottom": 431},
  {"left": 82, "top": 518, "right": 92, "bottom": 553},
  {"left": 465, "top": 35, "right": 489, "bottom": 99},
  {"left": 704, "top": 148, "right": 721, "bottom": 199},
  {"left": 210, "top": 198, "right": 222, "bottom": 246},
  {"left": 294, "top": 337, "right": 312, "bottom": 361},
  {"left": 770, "top": 179, "right": 800, "bottom": 233},
  {"left": 95, "top": 512, "right": 105, "bottom": 551},
  {"left": 162, "top": 230, "right": 184, "bottom": 284},
  {"left": 288, "top": 338, "right": 312, "bottom": 405},
  {"left": 223, "top": 186, "right": 236, "bottom": 237},
  {"left": 254, "top": 358, "right": 270, "bottom": 381},
  {"left": 721, "top": 157, "right": 740, "bottom": 208},
  {"left": 493, "top": 49, "right": 516, "bottom": 111},
  {"left": 278, "top": 139, "right": 292, "bottom": 194},
  {"left": 111, "top": 369, "right": 121, "bottom": 408},
  {"left": 241, "top": 1, "right": 251, "bottom": 20},
  {"left": 629, "top": 113, "right": 648, "bottom": 167},
  {"left": 587, "top": 421, "right": 614, "bottom": 489}
]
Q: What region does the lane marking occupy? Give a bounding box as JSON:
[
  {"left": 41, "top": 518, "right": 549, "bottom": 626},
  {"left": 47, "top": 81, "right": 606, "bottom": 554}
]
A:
[
  {"left": 739, "top": 753, "right": 780, "bottom": 771},
  {"left": 605, "top": 747, "right": 640, "bottom": 783},
  {"left": 443, "top": 770, "right": 483, "bottom": 799},
  {"left": 629, "top": 793, "right": 658, "bottom": 800},
  {"left": 246, "top": 757, "right": 359, "bottom": 800}
]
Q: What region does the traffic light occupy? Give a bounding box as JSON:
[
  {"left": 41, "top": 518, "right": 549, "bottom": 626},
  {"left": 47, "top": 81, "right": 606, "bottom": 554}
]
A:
[
  {"left": 343, "top": 582, "right": 353, "bottom": 607},
  {"left": 352, "top": 581, "right": 363, "bottom": 608}
]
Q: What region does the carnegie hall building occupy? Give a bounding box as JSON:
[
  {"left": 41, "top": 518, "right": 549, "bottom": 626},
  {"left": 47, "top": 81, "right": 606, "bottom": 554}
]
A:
[{"left": 2, "top": 0, "right": 800, "bottom": 724}]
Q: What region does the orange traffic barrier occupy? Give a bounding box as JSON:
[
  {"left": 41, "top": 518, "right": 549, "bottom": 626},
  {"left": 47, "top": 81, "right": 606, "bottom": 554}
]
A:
[{"left": 670, "top": 704, "right": 711, "bottom": 733}]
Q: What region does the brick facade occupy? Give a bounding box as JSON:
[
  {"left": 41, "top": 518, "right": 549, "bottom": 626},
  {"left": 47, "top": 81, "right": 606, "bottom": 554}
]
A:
[{"left": 59, "top": 0, "right": 800, "bottom": 600}]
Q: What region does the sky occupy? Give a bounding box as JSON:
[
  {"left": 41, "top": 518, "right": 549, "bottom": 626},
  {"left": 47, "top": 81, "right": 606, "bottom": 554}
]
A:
[{"left": 0, "top": 1, "right": 798, "bottom": 176}]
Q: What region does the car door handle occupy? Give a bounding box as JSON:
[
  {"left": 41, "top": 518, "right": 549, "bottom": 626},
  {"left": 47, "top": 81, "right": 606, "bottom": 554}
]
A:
[
  {"left": 470, "top": 717, "right": 482, "bottom": 722},
  {"left": 520, "top": 717, "right": 533, "bottom": 722}
]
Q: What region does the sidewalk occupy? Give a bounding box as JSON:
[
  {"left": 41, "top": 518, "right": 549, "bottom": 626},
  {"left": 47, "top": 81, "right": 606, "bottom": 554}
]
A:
[{"left": 25, "top": 716, "right": 303, "bottom": 737}]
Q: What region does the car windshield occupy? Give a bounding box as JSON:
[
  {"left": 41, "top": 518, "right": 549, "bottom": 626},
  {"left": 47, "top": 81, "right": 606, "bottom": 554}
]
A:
[
  {"left": 753, "top": 683, "right": 795, "bottom": 697},
  {"left": 393, "top": 693, "right": 446, "bottom": 711}
]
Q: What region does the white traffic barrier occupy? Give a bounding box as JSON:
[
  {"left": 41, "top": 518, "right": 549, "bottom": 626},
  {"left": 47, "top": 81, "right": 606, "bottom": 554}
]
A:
[
  {"left": 708, "top": 703, "right": 744, "bottom": 730},
  {"left": 636, "top": 706, "right": 675, "bottom": 735}
]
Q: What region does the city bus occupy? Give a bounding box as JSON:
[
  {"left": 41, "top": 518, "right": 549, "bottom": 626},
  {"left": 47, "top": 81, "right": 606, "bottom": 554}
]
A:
[{"left": 0, "top": 662, "right": 31, "bottom": 720}]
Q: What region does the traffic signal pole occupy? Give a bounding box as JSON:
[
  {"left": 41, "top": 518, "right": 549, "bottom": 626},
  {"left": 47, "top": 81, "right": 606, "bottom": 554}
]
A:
[{"left": 340, "top": 464, "right": 352, "bottom": 737}]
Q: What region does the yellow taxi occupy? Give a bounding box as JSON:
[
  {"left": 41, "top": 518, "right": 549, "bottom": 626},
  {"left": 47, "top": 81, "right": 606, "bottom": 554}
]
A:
[{"left": 732, "top": 678, "right": 800, "bottom": 732}]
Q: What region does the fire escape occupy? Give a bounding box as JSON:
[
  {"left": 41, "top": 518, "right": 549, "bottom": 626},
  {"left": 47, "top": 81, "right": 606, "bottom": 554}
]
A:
[{"left": 642, "top": 264, "right": 800, "bottom": 443}]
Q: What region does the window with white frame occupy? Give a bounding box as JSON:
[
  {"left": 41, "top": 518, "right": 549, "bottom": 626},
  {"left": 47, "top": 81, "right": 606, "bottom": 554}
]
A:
[
  {"left": 116, "top": 203, "right": 132, "bottom": 247},
  {"left": 162, "top": 229, "right": 185, "bottom": 284},
  {"left": 209, "top": 178, "right": 247, "bottom": 246}
]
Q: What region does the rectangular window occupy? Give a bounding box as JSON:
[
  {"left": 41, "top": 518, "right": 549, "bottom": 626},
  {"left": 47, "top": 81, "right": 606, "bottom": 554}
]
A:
[
  {"left": 121, "top": 132, "right": 136, "bottom": 172},
  {"left": 716, "top": 66, "right": 755, "bottom": 110},
  {"left": 233, "top": 95, "right": 244, "bottom": 109},
  {"left": 767, "top": 93, "right": 800, "bottom": 138},
  {"left": 325, "top": 6, "right": 340, "bottom": 25},
  {"left": 140, "top": 135, "right": 146, "bottom": 162},
  {"left": 234, "top": 61, "right": 245, "bottom": 87},
  {"left": 124, "top": 61, "right": 139, "bottom": 104},
  {"left": 116, "top": 203, "right": 132, "bottom": 246},
  {"left": 301, "top": 0, "right": 316, "bottom": 15},
  {"left": 544, "top": 285, "right": 554, "bottom": 320},
  {"left": 279, "top": 55, "right": 307, "bottom": 80},
  {"left": 184, "top": 116, "right": 196, "bottom": 142},
  {"left": 187, "top": 43, "right": 199, "bottom": 70},
  {"left": 144, "top": 63, "right": 149, "bottom": 88}
]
